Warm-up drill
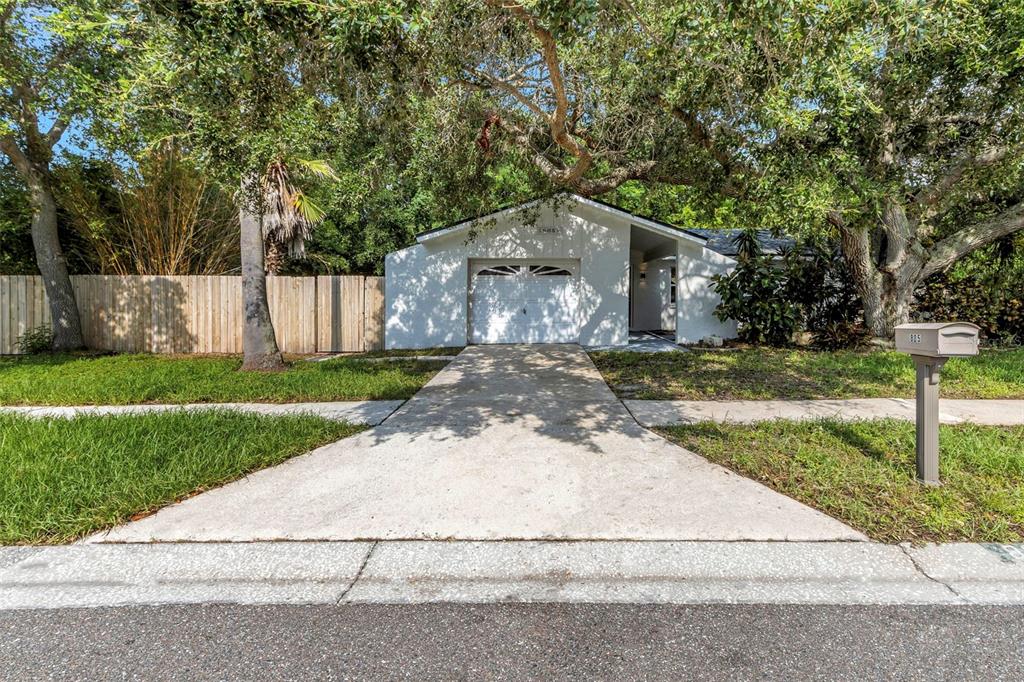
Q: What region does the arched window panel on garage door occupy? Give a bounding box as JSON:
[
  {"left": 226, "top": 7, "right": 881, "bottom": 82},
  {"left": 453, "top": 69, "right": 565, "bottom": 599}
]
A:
[
  {"left": 476, "top": 264, "right": 522, "bottom": 276},
  {"left": 529, "top": 265, "right": 572, "bottom": 276}
]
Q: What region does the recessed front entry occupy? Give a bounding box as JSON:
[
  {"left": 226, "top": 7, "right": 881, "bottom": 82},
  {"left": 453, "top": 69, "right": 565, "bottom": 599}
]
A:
[{"left": 468, "top": 259, "right": 580, "bottom": 344}]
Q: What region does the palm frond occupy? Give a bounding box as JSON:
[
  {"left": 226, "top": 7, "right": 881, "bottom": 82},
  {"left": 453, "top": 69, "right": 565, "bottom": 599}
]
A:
[
  {"left": 294, "top": 158, "right": 339, "bottom": 182},
  {"left": 292, "top": 191, "right": 327, "bottom": 226},
  {"left": 259, "top": 158, "right": 337, "bottom": 266}
]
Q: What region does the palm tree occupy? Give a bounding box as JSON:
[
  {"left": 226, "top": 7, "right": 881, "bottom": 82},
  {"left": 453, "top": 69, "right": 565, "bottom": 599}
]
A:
[
  {"left": 261, "top": 159, "right": 332, "bottom": 273},
  {"left": 239, "top": 159, "right": 332, "bottom": 371}
]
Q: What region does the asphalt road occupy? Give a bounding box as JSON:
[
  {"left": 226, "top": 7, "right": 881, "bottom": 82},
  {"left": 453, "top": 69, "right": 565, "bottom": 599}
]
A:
[{"left": 2, "top": 603, "right": 1022, "bottom": 681}]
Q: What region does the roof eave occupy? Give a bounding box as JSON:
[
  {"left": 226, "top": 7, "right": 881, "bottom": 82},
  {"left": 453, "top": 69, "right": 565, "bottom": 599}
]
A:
[
  {"left": 416, "top": 197, "right": 548, "bottom": 244},
  {"left": 571, "top": 196, "right": 706, "bottom": 246},
  {"left": 416, "top": 194, "right": 708, "bottom": 246}
]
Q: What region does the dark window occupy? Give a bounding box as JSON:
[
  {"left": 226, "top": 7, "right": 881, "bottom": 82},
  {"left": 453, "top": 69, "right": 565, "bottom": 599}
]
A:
[
  {"left": 529, "top": 265, "right": 572, "bottom": 276},
  {"left": 670, "top": 266, "right": 677, "bottom": 304},
  {"left": 477, "top": 265, "right": 522, "bottom": 276}
]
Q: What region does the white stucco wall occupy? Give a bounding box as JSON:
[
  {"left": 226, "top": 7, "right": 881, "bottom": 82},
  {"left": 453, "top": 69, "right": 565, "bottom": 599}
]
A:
[
  {"left": 386, "top": 201, "right": 631, "bottom": 349},
  {"left": 385, "top": 243, "right": 469, "bottom": 349},
  {"left": 674, "top": 241, "right": 738, "bottom": 344}
]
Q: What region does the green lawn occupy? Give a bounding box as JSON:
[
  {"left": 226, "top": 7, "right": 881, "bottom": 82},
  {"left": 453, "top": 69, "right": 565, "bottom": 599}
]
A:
[
  {"left": 0, "top": 411, "right": 362, "bottom": 544},
  {"left": 0, "top": 352, "right": 451, "bottom": 405},
  {"left": 590, "top": 347, "right": 1024, "bottom": 400},
  {"left": 660, "top": 419, "right": 1024, "bottom": 543}
]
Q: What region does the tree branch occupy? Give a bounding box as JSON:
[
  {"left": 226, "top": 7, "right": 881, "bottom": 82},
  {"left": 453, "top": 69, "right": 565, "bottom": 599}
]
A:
[
  {"left": 486, "top": 0, "right": 593, "bottom": 185},
  {"left": 503, "top": 119, "right": 655, "bottom": 193},
  {"left": 45, "top": 111, "right": 72, "bottom": 147},
  {"left": 477, "top": 1, "right": 679, "bottom": 195},
  {"left": 613, "top": 0, "right": 663, "bottom": 46},
  {"left": 913, "top": 147, "right": 1009, "bottom": 210},
  {"left": 12, "top": 78, "right": 40, "bottom": 138},
  {"left": 879, "top": 199, "right": 913, "bottom": 274},
  {"left": 0, "top": 133, "right": 33, "bottom": 178},
  {"left": 920, "top": 202, "right": 1024, "bottom": 279},
  {"left": 573, "top": 159, "right": 658, "bottom": 195},
  {"left": 657, "top": 96, "right": 749, "bottom": 176},
  {"left": 470, "top": 69, "right": 547, "bottom": 119},
  {"left": 830, "top": 209, "right": 883, "bottom": 304},
  {"left": 0, "top": 1, "right": 15, "bottom": 31}
]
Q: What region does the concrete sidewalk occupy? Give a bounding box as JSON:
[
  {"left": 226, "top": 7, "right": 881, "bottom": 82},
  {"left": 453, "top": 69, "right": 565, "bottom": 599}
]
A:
[
  {"left": 0, "top": 400, "right": 404, "bottom": 426},
  {"left": 2, "top": 541, "right": 1022, "bottom": 610},
  {"left": 90, "top": 345, "right": 861, "bottom": 543},
  {"left": 627, "top": 398, "right": 1024, "bottom": 427}
]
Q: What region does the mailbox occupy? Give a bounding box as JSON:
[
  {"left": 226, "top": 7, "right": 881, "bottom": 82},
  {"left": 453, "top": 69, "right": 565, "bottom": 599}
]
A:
[
  {"left": 894, "top": 321, "right": 980, "bottom": 485},
  {"left": 895, "top": 322, "right": 980, "bottom": 358}
]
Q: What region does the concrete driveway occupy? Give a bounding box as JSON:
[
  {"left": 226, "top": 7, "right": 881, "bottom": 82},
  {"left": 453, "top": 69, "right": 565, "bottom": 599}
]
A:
[{"left": 95, "top": 345, "right": 862, "bottom": 542}]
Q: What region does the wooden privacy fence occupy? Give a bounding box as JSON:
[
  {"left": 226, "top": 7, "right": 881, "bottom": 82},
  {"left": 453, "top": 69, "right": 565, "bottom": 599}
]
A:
[{"left": 0, "top": 275, "right": 385, "bottom": 355}]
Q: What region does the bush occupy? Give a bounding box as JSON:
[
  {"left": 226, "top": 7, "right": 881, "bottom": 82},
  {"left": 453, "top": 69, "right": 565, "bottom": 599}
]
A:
[
  {"left": 712, "top": 230, "right": 1021, "bottom": 349},
  {"left": 712, "top": 231, "right": 865, "bottom": 348},
  {"left": 16, "top": 325, "right": 53, "bottom": 354},
  {"left": 57, "top": 143, "right": 239, "bottom": 276},
  {"left": 781, "top": 240, "right": 868, "bottom": 350},
  {"left": 813, "top": 319, "right": 870, "bottom": 350},
  {"left": 711, "top": 231, "right": 800, "bottom": 345}
]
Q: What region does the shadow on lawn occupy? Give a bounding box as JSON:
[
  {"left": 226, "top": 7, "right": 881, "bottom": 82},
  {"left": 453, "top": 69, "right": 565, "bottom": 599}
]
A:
[
  {"left": 639, "top": 346, "right": 1018, "bottom": 400},
  {"left": 594, "top": 348, "right": 906, "bottom": 400},
  {"left": 817, "top": 420, "right": 902, "bottom": 467}
]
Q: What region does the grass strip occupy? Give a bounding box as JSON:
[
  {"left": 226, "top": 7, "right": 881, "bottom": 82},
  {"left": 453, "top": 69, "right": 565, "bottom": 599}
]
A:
[
  {"left": 0, "top": 352, "right": 446, "bottom": 405},
  {"left": 591, "top": 347, "right": 1024, "bottom": 400},
  {"left": 0, "top": 411, "right": 363, "bottom": 544},
  {"left": 659, "top": 419, "right": 1024, "bottom": 543}
]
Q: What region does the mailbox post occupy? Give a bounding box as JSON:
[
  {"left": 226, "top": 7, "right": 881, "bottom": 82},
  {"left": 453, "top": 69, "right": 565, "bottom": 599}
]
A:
[{"left": 894, "top": 322, "right": 980, "bottom": 485}]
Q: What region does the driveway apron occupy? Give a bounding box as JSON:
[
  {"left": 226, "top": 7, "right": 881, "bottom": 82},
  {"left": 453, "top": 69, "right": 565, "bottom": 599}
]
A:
[{"left": 95, "top": 345, "right": 863, "bottom": 542}]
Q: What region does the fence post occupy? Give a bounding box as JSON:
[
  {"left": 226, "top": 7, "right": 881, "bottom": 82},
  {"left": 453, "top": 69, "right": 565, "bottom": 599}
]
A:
[{"left": 363, "top": 276, "right": 384, "bottom": 352}]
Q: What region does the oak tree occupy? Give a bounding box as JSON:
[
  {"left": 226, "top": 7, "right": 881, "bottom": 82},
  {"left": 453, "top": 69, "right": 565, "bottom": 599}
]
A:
[
  {"left": 763, "top": 0, "right": 1024, "bottom": 337},
  {"left": 0, "top": 0, "right": 139, "bottom": 349}
]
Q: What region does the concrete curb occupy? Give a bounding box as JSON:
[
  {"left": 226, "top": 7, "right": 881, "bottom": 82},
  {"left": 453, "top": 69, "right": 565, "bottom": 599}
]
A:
[
  {"left": 626, "top": 398, "right": 1024, "bottom": 426},
  {"left": 0, "top": 400, "right": 406, "bottom": 426},
  {"left": 1, "top": 541, "right": 1021, "bottom": 611}
]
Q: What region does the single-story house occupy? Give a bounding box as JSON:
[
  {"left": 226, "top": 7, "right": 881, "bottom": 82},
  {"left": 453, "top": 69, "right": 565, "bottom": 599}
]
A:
[{"left": 384, "top": 194, "right": 739, "bottom": 349}]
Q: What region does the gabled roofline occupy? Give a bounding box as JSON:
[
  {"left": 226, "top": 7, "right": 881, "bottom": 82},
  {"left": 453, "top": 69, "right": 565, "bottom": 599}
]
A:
[
  {"left": 416, "top": 193, "right": 707, "bottom": 246},
  {"left": 416, "top": 197, "right": 549, "bottom": 243},
  {"left": 573, "top": 195, "right": 707, "bottom": 246}
]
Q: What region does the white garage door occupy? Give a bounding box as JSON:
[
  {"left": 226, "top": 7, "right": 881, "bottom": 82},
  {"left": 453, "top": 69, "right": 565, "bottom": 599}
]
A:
[{"left": 469, "top": 259, "right": 580, "bottom": 344}]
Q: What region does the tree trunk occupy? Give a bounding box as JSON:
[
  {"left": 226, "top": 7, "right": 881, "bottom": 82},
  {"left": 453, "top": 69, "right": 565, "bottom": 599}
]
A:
[
  {"left": 839, "top": 217, "right": 921, "bottom": 340},
  {"left": 239, "top": 175, "right": 284, "bottom": 371},
  {"left": 861, "top": 276, "right": 915, "bottom": 339},
  {"left": 28, "top": 175, "right": 84, "bottom": 350}
]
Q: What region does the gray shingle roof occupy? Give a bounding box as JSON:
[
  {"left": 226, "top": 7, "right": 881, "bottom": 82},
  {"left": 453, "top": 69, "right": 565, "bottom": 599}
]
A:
[{"left": 683, "top": 229, "right": 796, "bottom": 258}]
